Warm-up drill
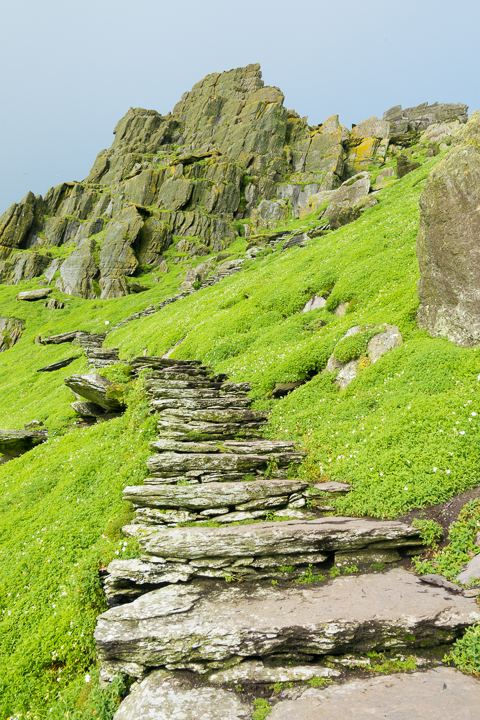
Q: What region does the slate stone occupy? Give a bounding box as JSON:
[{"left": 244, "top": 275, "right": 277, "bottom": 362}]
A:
[
  {"left": 397, "top": 155, "right": 421, "bottom": 178},
  {"left": 457, "top": 553, "right": 480, "bottom": 585},
  {"left": 209, "top": 660, "right": 339, "bottom": 684},
  {"left": 113, "top": 670, "right": 251, "bottom": 720},
  {"left": 64, "top": 373, "right": 124, "bottom": 411},
  {"left": 71, "top": 401, "right": 107, "bottom": 417},
  {"left": 95, "top": 569, "right": 480, "bottom": 675},
  {"left": 40, "top": 331, "right": 79, "bottom": 345},
  {"left": 268, "top": 667, "right": 480, "bottom": 720},
  {"left": 58, "top": 239, "right": 99, "bottom": 299},
  {"left": 0, "top": 429, "right": 48, "bottom": 457},
  {"left": 37, "top": 357, "right": 79, "bottom": 372},
  {"left": 0, "top": 315, "right": 24, "bottom": 352}
]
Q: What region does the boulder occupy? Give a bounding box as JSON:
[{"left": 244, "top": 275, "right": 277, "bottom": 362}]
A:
[
  {"left": 0, "top": 429, "right": 47, "bottom": 457},
  {"left": 71, "top": 401, "right": 107, "bottom": 417},
  {"left": 326, "top": 203, "right": 361, "bottom": 230},
  {"left": 16, "top": 288, "right": 51, "bottom": 301},
  {"left": 134, "top": 217, "right": 172, "bottom": 266},
  {"left": 64, "top": 373, "right": 124, "bottom": 411},
  {"left": 302, "top": 295, "right": 327, "bottom": 312},
  {"left": 384, "top": 102, "right": 468, "bottom": 133},
  {"left": 5, "top": 252, "right": 51, "bottom": 285},
  {"left": 417, "top": 111, "right": 480, "bottom": 345},
  {"left": 367, "top": 325, "right": 402, "bottom": 362},
  {"left": 37, "top": 357, "right": 78, "bottom": 372},
  {"left": 0, "top": 316, "right": 24, "bottom": 352},
  {"left": 95, "top": 569, "right": 480, "bottom": 675},
  {"left": 457, "top": 553, "right": 480, "bottom": 585},
  {"left": 268, "top": 667, "right": 480, "bottom": 720},
  {"left": 99, "top": 206, "right": 143, "bottom": 299}
]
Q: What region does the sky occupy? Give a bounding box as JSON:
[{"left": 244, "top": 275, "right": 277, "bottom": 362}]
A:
[{"left": 1, "top": 0, "right": 478, "bottom": 212}]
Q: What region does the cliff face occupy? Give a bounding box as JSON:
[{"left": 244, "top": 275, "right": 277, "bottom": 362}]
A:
[{"left": 0, "top": 63, "right": 468, "bottom": 300}]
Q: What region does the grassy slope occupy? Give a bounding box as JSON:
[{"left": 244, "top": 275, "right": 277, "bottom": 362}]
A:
[{"left": 1, "top": 153, "right": 480, "bottom": 717}]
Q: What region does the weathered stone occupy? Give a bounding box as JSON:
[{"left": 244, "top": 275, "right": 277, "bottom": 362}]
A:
[
  {"left": 334, "top": 547, "right": 402, "bottom": 568},
  {"left": 457, "top": 553, "right": 480, "bottom": 585},
  {"left": 16, "top": 288, "right": 51, "bottom": 301},
  {"left": 146, "top": 451, "right": 280, "bottom": 477},
  {"left": 64, "top": 373, "right": 124, "bottom": 411},
  {"left": 302, "top": 295, "right": 327, "bottom": 313},
  {"left": 420, "top": 574, "right": 462, "bottom": 593},
  {"left": 139, "top": 517, "right": 421, "bottom": 561},
  {"left": 57, "top": 239, "right": 99, "bottom": 299},
  {"left": 37, "top": 357, "right": 78, "bottom": 372},
  {"left": 40, "top": 331, "right": 79, "bottom": 345},
  {"left": 95, "top": 569, "right": 480, "bottom": 674},
  {"left": 113, "top": 670, "right": 251, "bottom": 720},
  {"left": 384, "top": 102, "right": 468, "bottom": 133},
  {"left": 0, "top": 429, "right": 48, "bottom": 457},
  {"left": 0, "top": 316, "right": 24, "bottom": 352},
  {"left": 397, "top": 155, "right": 421, "bottom": 178},
  {"left": 134, "top": 217, "right": 172, "bottom": 267},
  {"left": 312, "top": 482, "right": 352, "bottom": 493},
  {"left": 124, "top": 479, "right": 307, "bottom": 511},
  {"left": 367, "top": 325, "right": 402, "bottom": 362},
  {"left": 44, "top": 298, "right": 65, "bottom": 309},
  {"left": 98, "top": 206, "right": 143, "bottom": 298},
  {"left": 268, "top": 667, "right": 480, "bottom": 720},
  {"left": 209, "top": 660, "right": 339, "bottom": 684},
  {"left": 417, "top": 112, "right": 480, "bottom": 346},
  {"left": 0, "top": 192, "right": 38, "bottom": 255},
  {"left": 271, "top": 381, "right": 305, "bottom": 398},
  {"left": 71, "top": 401, "right": 107, "bottom": 417},
  {"left": 5, "top": 251, "right": 51, "bottom": 285},
  {"left": 326, "top": 203, "right": 361, "bottom": 230}
]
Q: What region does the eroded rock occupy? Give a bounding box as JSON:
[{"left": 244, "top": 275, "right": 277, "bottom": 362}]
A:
[{"left": 64, "top": 373, "right": 124, "bottom": 412}]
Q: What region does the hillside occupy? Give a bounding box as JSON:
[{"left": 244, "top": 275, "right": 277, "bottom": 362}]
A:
[{"left": 0, "top": 65, "right": 479, "bottom": 719}]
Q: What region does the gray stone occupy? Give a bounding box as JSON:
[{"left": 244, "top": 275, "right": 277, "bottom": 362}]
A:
[
  {"left": 302, "top": 295, "right": 327, "bottom": 312},
  {"left": 16, "top": 288, "right": 51, "bottom": 301},
  {"left": 123, "top": 479, "right": 308, "bottom": 511},
  {"left": 40, "top": 331, "right": 79, "bottom": 345},
  {"left": 457, "top": 553, "right": 480, "bottom": 585},
  {"left": 417, "top": 112, "right": 480, "bottom": 346},
  {"left": 367, "top": 325, "right": 402, "bottom": 362},
  {"left": 209, "top": 660, "right": 339, "bottom": 684},
  {"left": 113, "top": 670, "right": 251, "bottom": 720},
  {"left": 312, "top": 482, "right": 352, "bottom": 493},
  {"left": 384, "top": 101, "right": 468, "bottom": 133},
  {"left": 0, "top": 316, "right": 24, "bottom": 352},
  {"left": 58, "top": 239, "right": 99, "bottom": 299},
  {"left": 64, "top": 373, "right": 124, "bottom": 412},
  {"left": 269, "top": 667, "right": 480, "bottom": 720},
  {"left": 95, "top": 569, "right": 480, "bottom": 675},
  {"left": 71, "top": 401, "right": 107, "bottom": 417},
  {"left": 139, "top": 517, "right": 421, "bottom": 561},
  {"left": 37, "top": 357, "right": 78, "bottom": 372},
  {"left": 397, "top": 155, "right": 421, "bottom": 178},
  {"left": 420, "top": 574, "right": 461, "bottom": 593},
  {"left": 334, "top": 548, "right": 401, "bottom": 568},
  {"left": 0, "top": 429, "right": 48, "bottom": 457}
]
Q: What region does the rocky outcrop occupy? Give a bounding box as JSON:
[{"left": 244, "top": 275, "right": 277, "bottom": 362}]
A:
[
  {"left": 384, "top": 102, "right": 468, "bottom": 133},
  {"left": 417, "top": 112, "right": 480, "bottom": 346},
  {"left": 0, "top": 316, "right": 24, "bottom": 352},
  {"left": 16, "top": 288, "right": 51, "bottom": 301},
  {"left": 57, "top": 240, "right": 99, "bottom": 299}
]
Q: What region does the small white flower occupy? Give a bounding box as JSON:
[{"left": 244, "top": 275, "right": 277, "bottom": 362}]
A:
[
  {"left": 380, "top": 472, "right": 384, "bottom": 476},
  {"left": 460, "top": 431, "right": 465, "bottom": 435},
  {"left": 407, "top": 405, "right": 411, "bottom": 409},
  {"left": 404, "top": 487, "right": 408, "bottom": 491},
  {"left": 85, "top": 674, "right": 91, "bottom": 683},
  {"left": 433, "top": 467, "right": 437, "bottom": 472},
  {"left": 472, "top": 412, "right": 477, "bottom": 417},
  {"left": 446, "top": 469, "right": 451, "bottom": 474}
]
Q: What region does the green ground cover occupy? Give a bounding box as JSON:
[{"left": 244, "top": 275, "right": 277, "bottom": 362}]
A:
[{"left": 0, "top": 152, "right": 479, "bottom": 717}]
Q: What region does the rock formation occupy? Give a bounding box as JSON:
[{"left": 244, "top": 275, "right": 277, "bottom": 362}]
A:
[
  {"left": 0, "top": 66, "right": 466, "bottom": 301},
  {"left": 417, "top": 112, "right": 480, "bottom": 345}
]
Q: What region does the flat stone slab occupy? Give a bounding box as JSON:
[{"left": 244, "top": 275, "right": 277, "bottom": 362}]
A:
[
  {"left": 0, "top": 429, "right": 48, "bottom": 457},
  {"left": 64, "top": 373, "right": 124, "bottom": 412},
  {"left": 113, "top": 670, "right": 251, "bottom": 720},
  {"left": 313, "top": 481, "right": 352, "bottom": 493},
  {"left": 268, "top": 667, "right": 480, "bottom": 719},
  {"left": 124, "top": 479, "right": 308, "bottom": 511},
  {"left": 37, "top": 356, "right": 79, "bottom": 372},
  {"left": 40, "top": 331, "right": 79, "bottom": 344},
  {"left": 95, "top": 569, "right": 480, "bottom": 674},
  {"left": 146, "top": 451, "right": 300, "bottom": 477},
  {"left": 209, "top": 660, "right": 340, "bottom": 684},
  {"left": 457, "top": 553, "right": 480, "bottom": 585},
  {"left": 71, "top": 401, "right": 107, "bottom": 417},
  {"left": 139, "top": 517, "right": 422, "bottom": 560},
  {"left": 16, "top": 288, "right": 51, "bottom": 301}
]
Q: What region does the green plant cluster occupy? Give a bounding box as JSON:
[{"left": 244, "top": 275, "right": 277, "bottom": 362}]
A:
[{"left": 333, "top": 328, "right": 376, "bottom": 364}]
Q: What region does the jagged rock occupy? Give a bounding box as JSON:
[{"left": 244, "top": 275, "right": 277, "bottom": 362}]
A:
[
  {"left": 367, "top": 325, "right": 403, "bottom": 362},
  {"left": 0, "top": 316, "right": 24, "bottom": 351},
  {"left": 417, "top": 112, "right": 480, "bottom": 345},
  {"left": 330, "top": 171, "right": 371, "bottom": 205},
  {"left": 397, "top": 155, "right": 421, "bottom": 178},
  {"left": 95, "top": 569, "right": 479, "bottom": 675},
  {"left": 44, "top": 298, "right": 65, "bottom": 309},
  {"left": 134, "top": 217, "right": 172, "bottom": 266},
  {"left": 420, "top": 120, "right": 462, "bottom": 143},
  {"left": 302, "top": 296, "right": 327, "bottom": 313},
  {"left": 40, "top": 331, "right": 79, "bottom": 344},
  {"left": 346, "top": 118, "right": 390, "bottom": 173},
  {"left": 4, "top": 251, "right": 51, "bottom": 285},
  {"left": 64, "top": 373, "right": 124, "bottom": 411},
  {"left": 0, "top": 429, "right": 47, "bottom": 457},
  {"left": 99, "top": 206, "right": 143, "bottom": 299},
  {"left": 138, "top": 517, "right": 421, "bottom": 561},
  {"left": 123, "top": 479, "right": 308, "bottom": 511},
  {"left": 384, "top": 102, "right": 468, "bottom": 133},
  {"left": 57, "top": 239, "right": 99, "bottom": 299},
  {"left": 268, "top": 667, "right": 480, "bottom": 719},
  {"left": 457, "top": 553, "right": 480, "bottom": 585},
  {"left": 16, "top": 288, "right": 51, "bottom": 301},
  {"left": 71, "top": 401, "right": 107, "bottom": 417},
  {"left": 37, "top": 357, "right": 78, "bottom": 372},
  {"left": 0, "top": 191, "right": 40, "bottom": 258},
  {"left": 112, "top": 670, "right": 251, "bottom": 720},
  {"left": 44, "top": 258, "right": 62, "bottom": 283},
  {"left": 326, "top": 203, "right": 361, "bottom": 230},
  {"left": 250, "top": 199, "right": 289, "bottom": 230}
]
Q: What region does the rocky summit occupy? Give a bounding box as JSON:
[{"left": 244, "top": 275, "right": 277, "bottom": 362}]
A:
[{"left": 1, "top": 64, "right": 480, "bottom": 720}]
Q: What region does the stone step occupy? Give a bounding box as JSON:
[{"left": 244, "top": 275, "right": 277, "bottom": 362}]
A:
[
  {"left": 131, "top": 356, "right": 202, "bottom": 372},
  {"left": 95, "top": 568, "right": 480, "bottom": 678},
  {"left": 110, "top": 666, "right": 480, "bottom": 720},
  {"left": 123, "top": 478, "right": 308, "bottom": 512},
  {"left": 146, "top": 379, "right": 227, "bottom": 392},
  {"left": 64, "top": 373, "right": 125, "bottom": 412},
  {"left": 146, "top": 449, "right": 297, "bottom": 478},
  {"left": 156, "top": 419, "right": 266, "bottom": 441},
  {"left": 147, "top": 387, "right": 249, "bottom": 401},
  {"left": 149, "top": 397, "right": 253, "bottom": 412},
  {"left": 40, "top": 331, "right": 79, "bottom": 345},
  {"left": 148, "top": 439, "right": 300, "bottom": 455}
]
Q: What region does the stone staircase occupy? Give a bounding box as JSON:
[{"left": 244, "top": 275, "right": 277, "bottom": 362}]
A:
[{"left": 92, "top": 356, "right": 480, "bottom": 717}]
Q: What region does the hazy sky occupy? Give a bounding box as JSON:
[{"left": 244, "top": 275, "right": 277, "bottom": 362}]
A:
[{"left": 1, "top": 0, "right": 478, "bottom": 212}]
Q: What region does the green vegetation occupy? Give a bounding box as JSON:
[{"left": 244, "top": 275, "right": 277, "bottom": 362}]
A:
[
  {"left": 412, "top": 518, "right": 444, "bottom": 547},
  {"left": 1, "top": 152, "right": 480, "bottom": 717},
  {"left": 252, "top": 698, "right": 272, "bottom": 719}
]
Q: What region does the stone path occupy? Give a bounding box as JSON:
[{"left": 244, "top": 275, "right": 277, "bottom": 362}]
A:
[{"left": 85, "top": 353, "right": 480, "bottom": 716}]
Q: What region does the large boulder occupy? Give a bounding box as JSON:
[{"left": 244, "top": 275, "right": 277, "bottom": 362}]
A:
[
  {"left": 99, "top": 206, "right": 143, "bottom": 299},
  {"left": 417, "top": 111, "right": 480, "bottom": 345},
  {"left": 64, "top": 373, "right": 125, "bottom": 412},
  {"left": 57, "top": 239, "right": 99, "bottom": 299}
]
